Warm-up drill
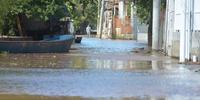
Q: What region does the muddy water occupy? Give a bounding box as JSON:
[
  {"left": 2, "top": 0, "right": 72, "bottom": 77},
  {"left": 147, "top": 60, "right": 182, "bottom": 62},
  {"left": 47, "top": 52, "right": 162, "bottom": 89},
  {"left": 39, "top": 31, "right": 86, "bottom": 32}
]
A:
[{"left": 0, "top": 38, "right": 200, "bottom": 100}]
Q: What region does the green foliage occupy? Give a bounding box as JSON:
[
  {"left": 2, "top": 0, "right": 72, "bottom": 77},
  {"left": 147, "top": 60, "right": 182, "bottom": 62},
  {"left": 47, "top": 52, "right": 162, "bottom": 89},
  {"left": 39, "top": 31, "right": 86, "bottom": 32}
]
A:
[
  {"left": 134, "top": 0, "right": 153, "bottom": 24},
  {"left": 0, "top": 0, "right": 98, "bottom": 35},
  {"left": 0, "top": 0, "right": 12, "bottom": 34},
  {"left": 0, "top": 0, "right": 68, "bottom": 35},
  {"left": 10, "top": 0, "right": 67, "bottom": 20}
]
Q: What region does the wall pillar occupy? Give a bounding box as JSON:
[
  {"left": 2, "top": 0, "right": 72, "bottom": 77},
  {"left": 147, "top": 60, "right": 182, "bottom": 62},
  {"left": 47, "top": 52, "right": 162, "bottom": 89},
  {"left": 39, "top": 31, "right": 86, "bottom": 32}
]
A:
[{"left": 152, "top": 0, "right": 161, "bottom": 50}]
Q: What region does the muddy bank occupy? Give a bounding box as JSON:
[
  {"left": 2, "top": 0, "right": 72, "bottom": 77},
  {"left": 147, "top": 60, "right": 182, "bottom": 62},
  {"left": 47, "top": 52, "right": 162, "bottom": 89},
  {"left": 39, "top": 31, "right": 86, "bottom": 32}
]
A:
[
  {"left": 0, "top": 94, "right": 87, "bottom": 100},
  {"left": 0, "top": 94, "right": 199, "bottom": 100}
]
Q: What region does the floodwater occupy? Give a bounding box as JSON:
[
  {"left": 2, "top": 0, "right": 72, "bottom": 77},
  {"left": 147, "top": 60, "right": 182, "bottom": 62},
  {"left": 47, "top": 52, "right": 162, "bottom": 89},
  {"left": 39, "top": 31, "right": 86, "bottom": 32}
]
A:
[{"left": 0, "top": 38, "right": 200, "bottom": 100}]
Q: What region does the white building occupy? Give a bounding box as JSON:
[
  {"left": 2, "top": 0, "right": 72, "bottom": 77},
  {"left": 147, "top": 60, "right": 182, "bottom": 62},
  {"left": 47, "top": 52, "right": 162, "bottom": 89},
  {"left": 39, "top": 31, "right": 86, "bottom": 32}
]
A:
[{"left": 164, "top": 0, "right": 200, "bottom": 62}]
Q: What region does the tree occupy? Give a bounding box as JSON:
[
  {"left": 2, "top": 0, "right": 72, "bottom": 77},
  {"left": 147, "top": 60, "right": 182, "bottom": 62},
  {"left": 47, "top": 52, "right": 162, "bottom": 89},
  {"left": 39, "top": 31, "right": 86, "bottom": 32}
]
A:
[
  {"left": 10, "top": 0, "right": 67, "bottom": 20},
  {"left": 0, "top": 0, "right": 98, "bottom": 35},
  {"left": 131, "top": 0, "right": 166, "bottom": 47},
  {"left": 66, "top": 0, "right": 98, "bottom": 31},
  {"left": 132, "top": 0, "right": 153, "bottom": 46},
  {"left": 0, "top": 0, "right": 68, "bottom": 36}
]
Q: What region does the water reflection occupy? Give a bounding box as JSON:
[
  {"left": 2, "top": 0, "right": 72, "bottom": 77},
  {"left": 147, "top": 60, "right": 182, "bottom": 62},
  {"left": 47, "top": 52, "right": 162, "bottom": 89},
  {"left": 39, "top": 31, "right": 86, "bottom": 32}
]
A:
[
  {"left": 71, "top": 56, "right": 87, "bottom": 69},
  {"left": 0, "top": 54, "right": 62, "bottom": 68},
  {"left": 0, "top": 38, "right": 198, "bottom": 99},
  {"left": 94, "top": 60, "right": 152, "bottom": 70},
  {"left": 0, "top": 53, "right": 178, "bottom": 71}
]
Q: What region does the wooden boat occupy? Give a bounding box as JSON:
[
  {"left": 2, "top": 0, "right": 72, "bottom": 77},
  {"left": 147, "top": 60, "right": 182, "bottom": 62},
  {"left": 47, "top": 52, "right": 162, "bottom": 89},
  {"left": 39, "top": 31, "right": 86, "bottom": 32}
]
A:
[{"left": 0, "top": 35, "right": 74, "bottom": 53}]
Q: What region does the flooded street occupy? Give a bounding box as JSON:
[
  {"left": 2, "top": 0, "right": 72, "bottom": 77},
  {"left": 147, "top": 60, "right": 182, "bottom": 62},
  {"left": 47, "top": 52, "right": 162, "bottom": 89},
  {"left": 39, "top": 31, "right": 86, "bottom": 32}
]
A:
[{"left": 0, "top": 38, "right": 200, "bottom": 100}]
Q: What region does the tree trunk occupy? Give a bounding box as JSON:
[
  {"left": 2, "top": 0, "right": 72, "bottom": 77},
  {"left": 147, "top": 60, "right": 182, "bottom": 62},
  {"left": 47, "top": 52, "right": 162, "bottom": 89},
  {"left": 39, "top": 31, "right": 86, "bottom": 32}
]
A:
[
  {"left": 148, "top": 12, "right": 153, "bottom": 47},
  {"left": 97, "top": 0, "right": 101, "bottom": 37},
  {"left": 16, "top": 15, "right": 24, "bottom": 36}
]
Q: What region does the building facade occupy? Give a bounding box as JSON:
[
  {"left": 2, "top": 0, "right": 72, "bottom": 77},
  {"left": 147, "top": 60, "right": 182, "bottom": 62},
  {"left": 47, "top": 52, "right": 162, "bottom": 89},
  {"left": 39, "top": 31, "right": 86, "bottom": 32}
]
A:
[
  {"left": 98, "top": 0, "right": 133, "bottom": 39},
  {"left": 164, "top": 0, "right": 200, "bottom": 62}
]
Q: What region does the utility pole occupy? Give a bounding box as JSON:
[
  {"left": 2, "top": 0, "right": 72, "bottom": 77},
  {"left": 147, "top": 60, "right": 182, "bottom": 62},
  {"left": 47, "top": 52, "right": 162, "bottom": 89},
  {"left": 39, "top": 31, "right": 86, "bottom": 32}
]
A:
[
  {"left": 97, "top": 0, "right": 101, "bottom": 38},
  {"left": 152, "top": 0, "right": 161, "bottom": 50},
  {"left": 98, "top": 0, "right": 105, "bottom": 39},
  {"left": 131, "top": 1, "right": 137, "bottom": 40}
]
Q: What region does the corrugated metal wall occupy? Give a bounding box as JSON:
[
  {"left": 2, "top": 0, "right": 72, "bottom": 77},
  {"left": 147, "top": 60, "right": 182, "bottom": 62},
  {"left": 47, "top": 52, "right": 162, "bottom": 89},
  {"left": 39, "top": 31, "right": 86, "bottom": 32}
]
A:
[
  {"left": 192, "top": 0, "right": 200, "bottom": 56},
  {"left": 165, "top": 0, "right": 200, "bottom": 58}
]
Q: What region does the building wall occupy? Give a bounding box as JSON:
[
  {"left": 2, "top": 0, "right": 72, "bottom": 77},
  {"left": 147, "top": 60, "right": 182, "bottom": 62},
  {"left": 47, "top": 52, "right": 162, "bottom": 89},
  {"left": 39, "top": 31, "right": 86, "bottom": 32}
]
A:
[
  {"left": 165, "top": 0, "right": 200, "bottom": 59},
  {"left": 165, "top": 0, "right": 176, "bottom": 57},
  {"left": 192, "top": 0, "right": 200, "bottom": 57},
  {"left": 113, "top": 16, "right": 132, "bottom": 35},
  {"left": 112, "top": 0, "right": 133, "bottom": 39}
]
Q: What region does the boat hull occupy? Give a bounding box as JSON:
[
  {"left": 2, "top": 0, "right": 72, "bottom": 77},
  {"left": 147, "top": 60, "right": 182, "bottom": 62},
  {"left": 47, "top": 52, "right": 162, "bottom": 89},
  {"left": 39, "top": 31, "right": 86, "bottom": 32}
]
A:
[{"left": 0, "top": 36, "right": 74, "bottom": 53}]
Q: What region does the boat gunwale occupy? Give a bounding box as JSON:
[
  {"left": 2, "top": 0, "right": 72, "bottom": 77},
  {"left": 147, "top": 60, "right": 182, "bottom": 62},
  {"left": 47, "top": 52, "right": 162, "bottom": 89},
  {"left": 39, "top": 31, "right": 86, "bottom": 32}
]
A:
[{"left": 0, "top": 39, "right": 73, "bottom": 43}]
